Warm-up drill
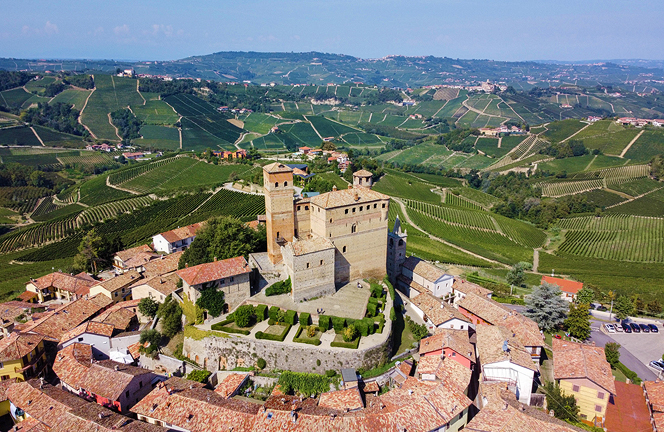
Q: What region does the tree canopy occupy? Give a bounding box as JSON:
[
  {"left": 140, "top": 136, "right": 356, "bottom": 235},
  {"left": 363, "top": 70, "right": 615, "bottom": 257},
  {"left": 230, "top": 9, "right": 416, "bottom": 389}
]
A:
[
  {"left": 565, "top": 302, "right": 591, "bottom": 340},
  {"left": 523, "top": 282, "right": 568, "bottom": 331},
  {"left": 179, "top": 216, "right": 266, "bottom": 269},
  {"left": 614, "top": 295, "right": 634, "bottom": 320}
]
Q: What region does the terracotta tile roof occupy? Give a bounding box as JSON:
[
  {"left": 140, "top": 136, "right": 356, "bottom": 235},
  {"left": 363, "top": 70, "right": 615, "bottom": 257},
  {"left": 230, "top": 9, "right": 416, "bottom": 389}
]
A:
[
  {"left": 420, "top": 329, "right": 475, "bottom": 363},
  {"left": 92, "top": 306, "right": 136, "bottom": 331},
  {"left": 452, "top": 279, "right": 493, "bottom": 298},
  {"left": 263, "top": 162, "right": 293, "bottom": 174},
  {"left": 93, "top": 270, "right": 142, "bottom": 294},
  {"left": 60, "top": 321, "right": 115, "bottom": 343},
  {"left": 0, "top": 300, "right": 36, "bottom": 320},
  {"left": 51, "top": 403, "right": 165, "bottom": 432},
  {"left": 542, "top": 275, "right": 583, "bottom": 294},
  {"left": 416, "top": 355, "right": 441, "bottom": 376},
  {"left": 127, "top": 342, "right": 141, "bottom": 360},
  {"left": 476, "top": 325, "right": 539, "bottom": 372},
  {"left": 131, "top": 273, "right": 180, "bottom": 296},
  {"left": 19, "top": 297, "right": 108, "bottom": 341},
  {"left": 353, "top": 169, "right": 373, "bottom": 177},
  {"left": 605, "top": 381, "right": 651, "bottom": 432},
  {"left": 115, "top": 244, "right": 153, "bottom": 264},
  {"left": 88, "top": 294, "right": 113, "bottom": 308},
  {"left": 18, "top": 291, "right": 38, "bottom": 302},
  {"left": 402, "top": 256, "right": 449, "bottom": 283},
  {"left": 177, "top": 256, "right": 250, "bottom": 286},
  {"left": 466, "top": 383, "right": 583, "bottom": 432},
  {"left": 158, "top": 222, "right": 205, "bottom": 244},
  {"left": 458, "top": 292, "right": 542, "bottom": 348},
  {"left": 397, "top": 274, "right": 425, "bottom": 295},
  {"left": 655, "top": 412, "right": 664, "bottom": 432},
  {"left": 0, "top": 377, "right": 17, "bottom": 401},
  {"left": 361, "top": 381, "right": 379, "bottom": 393},
  {"left": 289, "top": 236, "right": 335, "bottom": 256},
  {"left": 6, "top": 380, "right": 85, "bottom": 428},
  {"left": 54, "top": 343, "right": 152, "bottom": 402},
  {"left": 0, "top": 332, "right": 43, "bottom": 362},
  {"left": 123, "top": 252, "right": 158, "bottom": 269},
  {"left": 142, "top": 251, "right": 183, "bottom": 277},
  {"left": 644, "top": 380, "right": 664, "bottom": 412},
  {"left": 309, "top": 186, "right": 390, "bottom": 209},
  {"left": 552, "top": 339, "right": 616, "bottom": 395},
  {"left": 318, "top": 387, "right": 364, "bottom": 411},
  {"left": 30, "top": 272, "right": 96, "bottom": 294},
  {"left": 11, "top": 416, "right": 49, "bottom": 432},
  {"left": 411, "top": 292, "right": 469, "bottom": 326},
  {"left": 435, "top": 356, "right": 473, "bottom": 391},
  {"left": 215, "top": 373, "right": 250, "bottom": 398}
]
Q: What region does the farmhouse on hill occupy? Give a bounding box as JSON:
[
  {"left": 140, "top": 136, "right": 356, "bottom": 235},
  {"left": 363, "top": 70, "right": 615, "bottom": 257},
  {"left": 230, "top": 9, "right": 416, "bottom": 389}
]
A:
[
  {"left": 152, "top": 222, "right": 205, "bottom": 254},
  {"left": 542, "top": 275, "right": 583, "bottom": 302}
]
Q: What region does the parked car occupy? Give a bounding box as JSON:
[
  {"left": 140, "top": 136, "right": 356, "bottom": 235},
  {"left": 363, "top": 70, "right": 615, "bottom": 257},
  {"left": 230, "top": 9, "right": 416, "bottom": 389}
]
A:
[
  {"left": 604, "top": 324, "right": 616, "bottom": 333},
  {"left": 649, "top": 324, "right": 659, "bottom": 333},
  {"left": 615, "top": 324, "right": 624, "bottom": 332},
  {"left": 630, "top": 323, "right": 641, "bottom": 333},
  {"left": 622, "top": 323, "right": 632, "bottom": 333},
  {"left": 640, "top": 324, "right": 651, "bottom": 333},
  {"left": 650, "top": 360, "right": 664, "bottom": 372}
]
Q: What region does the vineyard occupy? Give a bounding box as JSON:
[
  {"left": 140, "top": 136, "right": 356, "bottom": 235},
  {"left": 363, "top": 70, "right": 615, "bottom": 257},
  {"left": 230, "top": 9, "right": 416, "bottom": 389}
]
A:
[
  {"left": 443, "top": 192, "right": 484, "bottom": 211},
  {"left": 179, "top": 188, "right": 265, "bottom": 225},
  {"left": 540, "top": 164, "right": 650, "bottom": 197},
  {"left": 108, "top": 156, "right": 181, "bottom": 186},
  {"left": 0, "top": 187, "right": 51, "bottom": 214},
  {"left": 76, "top": 196, "right": 154, "bottom": 226},
  {"left": 0, "top": 215, "right": 79, "bottom": 253},
  {"left": 556, "top": 214, "right": 664, "bottom": 263}
]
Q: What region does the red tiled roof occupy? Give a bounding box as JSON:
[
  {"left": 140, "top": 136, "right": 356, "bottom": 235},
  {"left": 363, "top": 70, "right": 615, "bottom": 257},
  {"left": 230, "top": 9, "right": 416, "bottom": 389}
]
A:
[
  {"left": 0, "top": 332, "right": 43, "bottom": 362},
  {"left": 115, "top": 244, "right": 153, "bottom": 263},
  {"left": 20, "top": 297, "right": 109, "bottom": 341},
  {"left": 542, "top": 275, "right": 583, "bottom": 294},
  {"left": 60, "top": 321, "right": 115, "bottom": 343},
  {"left": 215, "top": 373, "right": 250, "bottom": 399},
  {"left": 420, "top": 329, "right": 475, "bottom": 363},
  {"left": 645, "top": 380, "right": 664, "bottom": 412},
  {"left": 142, "top": 251, "right": 183, "bottom": 277},
  {"left": 18, "top": 291, "right": 38, "bottom": 302},
  {"left": 552, "top": 338, "right": 616, "bottom": 395},
  {"left": 30, "top": 272, "right": 96, "bottom": 294},
  {"left": 0, "top": 377, "right": 17, "bottom": 401},
  {"left": 318, "top": 387, "right": 364, "bottom": 411},
  {"left": 605, "top": 381, "right": 651, "bottom": 432},
  {"left": 177, "top": 256, "right": 250, "bottom": 286},
  {"left": 158, "top": 222, "right": 205, "bottom": 244}
]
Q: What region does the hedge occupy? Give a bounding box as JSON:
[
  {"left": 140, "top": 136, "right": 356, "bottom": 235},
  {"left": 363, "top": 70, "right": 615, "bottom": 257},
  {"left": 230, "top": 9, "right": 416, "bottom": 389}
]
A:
[
  {"left": 356, "top": 319, "right": 369, "bottom": 337},
  {"left": 284, "top": 310, "right": 297, "bottom": 326},
  {"left": 256, "top": 304, "right": 268, "bottom": 321},
  {"left": 367, "top": 301, "right": 377, "bottom": 317},
  {"left": 209, "top": 325, "right": 250, "bottom": 335},
  {"left": 293, "top": 325, "right": 322, "bottom": 346},
  {"left": 319, "top": 315, "right": 331, "bottom": 331},
  {"left": 617, "top": 362, "right": 642, "bottom": 384},
  {"left": 299, "top": 312, "right": 311, "bottom": 326},
  {"left": 377, "top": 318, "right": 386, "bottom": 334},
  {"left": 331, "top": 336, "right": 360, "bottom": 349},
  {"left": 266, "top": 277, "right": 291, "bottom": 296},
  {"left": 268, "top": 306, "right": 280, "bottom": 321},
  {"left": 332, "top": 316, "right": 346, "bottom": 333},
  {"left": 255, "top": 324, "right": 292, "bottom": 342}
]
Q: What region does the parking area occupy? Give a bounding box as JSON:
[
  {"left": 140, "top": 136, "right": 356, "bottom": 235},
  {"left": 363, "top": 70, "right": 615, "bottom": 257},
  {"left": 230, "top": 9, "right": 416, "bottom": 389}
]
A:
[{"left": 609, "top": 328, "right": 664, "bottom": 378}]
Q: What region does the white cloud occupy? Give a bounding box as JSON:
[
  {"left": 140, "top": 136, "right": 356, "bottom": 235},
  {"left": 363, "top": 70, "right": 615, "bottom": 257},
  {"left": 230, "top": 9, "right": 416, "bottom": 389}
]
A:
[
  {"left": 44, "top": 21, "right": 58, "bottom": 35},
  {"left": 22, "top": 21, "right": 59, "bottom": 36},
  {"left": 114, "top": 24, "right": 130, "bottom": 36}
]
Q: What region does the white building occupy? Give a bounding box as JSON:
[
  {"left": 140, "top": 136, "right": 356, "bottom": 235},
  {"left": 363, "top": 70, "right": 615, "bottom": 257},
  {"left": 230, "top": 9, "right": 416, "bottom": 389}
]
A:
[
  {"left": 152, "top": 222, "right": 205, "bottom": 254},
  {"left": 399, "top": 256, "right": 454, "bottom": 299},
  {"left": 475, "top": 325, "right": 538, "bottom": 405}
]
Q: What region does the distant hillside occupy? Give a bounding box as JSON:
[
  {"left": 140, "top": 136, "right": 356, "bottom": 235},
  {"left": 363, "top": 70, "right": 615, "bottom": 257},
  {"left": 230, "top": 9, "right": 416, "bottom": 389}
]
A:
[{"left": 1, "top": 51, "right": 664, "bottom": 90}]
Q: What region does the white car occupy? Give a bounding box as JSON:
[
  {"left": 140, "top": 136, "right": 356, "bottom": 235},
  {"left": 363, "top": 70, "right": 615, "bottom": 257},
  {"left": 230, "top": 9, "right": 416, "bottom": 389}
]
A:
[
  {"left": 615, "top": 324, "right": 624, "bottom": 332},
  {"left": 605, "top": 324, "right": 616, "bottom": 333}
]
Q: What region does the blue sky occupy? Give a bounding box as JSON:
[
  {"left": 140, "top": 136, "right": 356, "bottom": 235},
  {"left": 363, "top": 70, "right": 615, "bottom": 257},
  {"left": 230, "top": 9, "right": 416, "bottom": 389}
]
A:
[{"left": 1, "top": 0, "right": 663, "bottom": 61}]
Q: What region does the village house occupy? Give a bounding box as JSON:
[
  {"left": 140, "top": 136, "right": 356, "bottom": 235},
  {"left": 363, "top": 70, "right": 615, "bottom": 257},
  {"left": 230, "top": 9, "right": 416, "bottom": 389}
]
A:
[
  {"left": 475, "top": 325, "right": 539, "bottom": 405},
  {"left": 416, "top": 355, "right": 473, "bottom": 394},
  {"left": 130, "top": 273, "right": 181, "bottom": 304},
  {"left": 0, "top": 301, "right": 40, "bottom": 337},
  {"left": 643, "top": 380, "right": 664, "bottom": 431},
  {"left": 58, "top": 321, "right": 116, "bottom": 359},
  {"left": 542, "top": 275, "right": 583, "bottom": 302},
  {"left": 177, "top": 256, "right": 252, "bottom": 312},
  {"left": 410, "top": 289, "right": 472, "bottom": 330},
  {"left": 0, "top": 333, "right": 47, "bottom": 382},
  {"left": 53, "top": 343, "right": 158, "bottom": 414},
  {"left": 152, "top": 222, "right": 205, "bottom": 254},
  {"left": 141, "top": 250, "right": 183, "bottom": 277},
  {"left": 398, "top": 256, "right": 454, "bottom": 299},
  {"left": 25, "top": 271, "right": 96, "bottom": 303},
  {"left": 113, "top": 244, "right": 156, "bottom": 273},
  {"left": 449, "top": 278, "right": 493, "bottom": 303},
  {"left": 457, "top": 292, "right": 543, "bottom": 360},
  {"left": 552, "top": 338, "right": 616, "bottom": 427},
  {"left": 212, "top": 149, "right": 247, "bottom": 159},
  {"left": 0, "top": 378, "right": 17, "bottom": 417},
  {"left": 214, "top": 372, "right": 251, "bottom": 399},
  {"left": 419, "top": 328, "right": 476, "bottom": 369},
  {"left": 89, "top": 270, "right": 142, "bottom": 303},
  {"left": 122, "top": 152, "right": 145, "bottom": 160}
]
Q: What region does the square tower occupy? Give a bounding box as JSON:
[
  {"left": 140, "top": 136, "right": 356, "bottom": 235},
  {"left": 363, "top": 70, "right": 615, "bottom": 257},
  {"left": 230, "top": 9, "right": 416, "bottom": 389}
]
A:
[
  {"left": 263, "top": 163, "right": 295, "bottom": 264},
  {"left": 387, "top": 215, "right": 408, "bottom": 286}
]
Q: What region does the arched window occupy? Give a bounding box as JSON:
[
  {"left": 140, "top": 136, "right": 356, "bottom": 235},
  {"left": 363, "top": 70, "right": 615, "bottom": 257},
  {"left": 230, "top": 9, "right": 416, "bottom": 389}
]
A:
[
  {"left": 277, "top": 231, "right": 280, "bottom": 238},
  {"left": 389, "top": 238, "right": 394, "bottom": 247},
  {"left": 275, "top": 182, "right": 279, "bottom": 188},
  {"left": 398, "top": 239, "right": 404, "bottom": 246},
  {"left": 284, "top": 181, "right": 288, "bottom": 187},
  {"left": 342, "top": 246, "right": 347, "bottom": 253},
  {"left": 351, "top": 224, "right": 357, "bottom": 234}
]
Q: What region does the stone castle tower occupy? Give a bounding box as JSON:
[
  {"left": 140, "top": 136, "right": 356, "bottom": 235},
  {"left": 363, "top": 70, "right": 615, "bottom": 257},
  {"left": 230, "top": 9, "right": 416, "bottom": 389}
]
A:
[
  {"left": 386, "top": 215, "right": 407, "bottom": 286},
  {"left": 263, "top": 163, "right": 295, "bottom": 264},
  {"left": 353, "top": 170, "right": 373, "bottom": 188}
]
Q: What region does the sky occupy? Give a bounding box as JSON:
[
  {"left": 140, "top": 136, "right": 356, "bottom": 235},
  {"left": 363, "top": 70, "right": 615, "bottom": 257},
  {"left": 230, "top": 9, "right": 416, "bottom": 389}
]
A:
[{"left": 1, "top": 0, "right": 663, "bottom": 62}]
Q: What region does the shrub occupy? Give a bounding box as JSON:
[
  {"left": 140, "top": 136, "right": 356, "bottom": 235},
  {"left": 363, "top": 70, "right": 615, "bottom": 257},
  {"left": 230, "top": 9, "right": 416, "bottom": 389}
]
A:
[
  {"left": 343, "top": 324, "right": 358, "bottom": 342},
  {"left": 284, "top": 310, "right": 297, "bottom": 326},
  {"left": 268, "top": 318, "right": 276, "bottom": 325},
  {"left": 210, "top": 322, "right": 250, "bottom": 335},
  {"left": 356, "top": 319, "right": 369, "bottom": 337},
  {"left": 318, "top": 315, "right": 331, "bottom": 331},
  {"left": 307, "top": 325, "right": 317, "bottom": 338},
  {"left": 325, "top": 370, "right": 337, "bottom": 377},
  {"left": 377, "top": 318, "right": 385, "bottom": 334},
  {"left": 299, "top": 312, "right": 311, "bottom": 326},
  {"left": 186, "top": 369, "right": 212, "bottom": 383},
  {"left": 405, "top": 316, "right": 429, "bottom": 341},
  {"left": 370, "top": 283, "right": 383, "bottom": 298},
  {"left": 195, "top": 287, "right": 226, "bottom": 317},
  {"left": 158, "top": 295, "right": 182, "bottom": 338},
  {"left": 266, "top": 277, "right": 291, "bottom": 296},
  {"left": 234, "top": 305, "right": 256, "bottom": 328},
  {"left": 255, "top": 324, "right": 291, "bottom": 342},
  {"left": 390, "top": 307, "right": 396, "bottom": 321},
  {"left": 257, "top": 358, "right": 267, "bottom": 369},
  {"left": 332, "top": 316, "right": 346, "bottom": 332},
  {"left": 139, "top": 329, "right": 161, "bottom": 355},
  {"left": 366, "top": 301, "right": 377, "bottom": 317},
  {"left": 268, "top": 306, "right": 280, "bottom": 321},
  {"left": 138, "top": 297, "right": 159, "bottom": 318},
  {"left": 617, "top": 362, "right": 642, "bottom": 384},
  {"left": 278, "top": 371, "right": 329, "bottom": 397},
  {"left": 331, "top": 336, "right": 360, "bottom": 349},
  {"left": 256, "top": 304, "right": 268, "bottom": 321}
]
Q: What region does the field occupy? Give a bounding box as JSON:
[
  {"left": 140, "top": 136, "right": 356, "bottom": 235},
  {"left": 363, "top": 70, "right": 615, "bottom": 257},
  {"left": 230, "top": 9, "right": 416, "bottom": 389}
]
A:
[
  {"left": 241, "top": 113, "right": 282, "bottom": 135},
  {"left": 578, "top": 189, "right": 627, "bottom": 208},
  {"left": 49, "top": 88, "right": 92, "bottom": 110},
  {"left": 0, "top": 148, "right": 62, "bottom": 167},
  {"left": 540, "top": 164, "right": 650, "bottom": 197},
  {"left": 0, "top": 88, "right": 34, "bottom": 109},
  {"left": 0, "top": 126, "right": 42, "bottom": 146},
  {"left": 32, "top": 126, "right": 85, "bottom": 148},
  {"left": 138, "top": 125, "right": 180, "bottom": 150},
  {"left": 78, "top": 174, "right": 134, "bottom": 206},
  {"left": 80, "top": 75, "right": 144, "bottom": 140},
  {"left": 541, "top": 119, "right": 586, "bottom": 143},
  {"left": 131, "top": 100, "right": 179, "bottom": 125},
  {"left": 307, "top": 115, "right": 359, "bottom": 138},
  {"left": 606, "top": 188, "right": 664, "bottom": 216},
  {"left": 76, "top": 196, "right": 154, "bottom": 226},
  {"left": 571, "top": 120, "right": 641, "bottom": 155}
]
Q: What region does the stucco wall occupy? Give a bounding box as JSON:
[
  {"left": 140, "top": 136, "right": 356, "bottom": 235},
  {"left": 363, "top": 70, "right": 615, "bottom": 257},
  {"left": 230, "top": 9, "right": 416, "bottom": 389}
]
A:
[
  {"left": 184, "top": 273, "right": 251, "bottom": 311},
  {"left": 283, "top": 245, "right": 336, "bottom": 301}
]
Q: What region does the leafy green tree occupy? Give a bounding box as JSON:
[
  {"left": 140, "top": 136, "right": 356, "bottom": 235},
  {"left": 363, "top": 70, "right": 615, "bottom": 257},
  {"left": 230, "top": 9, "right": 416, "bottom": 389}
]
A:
[
  {"left": 632, "top": 294, "right": 645, "bottom": 314},
  {"left": 179, "top": 216, "right": 266, "bottom": 269},
  {"left": 138, "top": 297, "right": 159, "bottom": 319},
  {"left": 343, "top": 324, "right": 358, "bottom": 342},
  {"left": 604, "top": 342, "right": 621, "bottom": 368},
  {"left": 524, "top": 282, "right": 568, "bottom": 331},
  {"left": 543, "top": 382, "right": 579, "bottom": 422},
  {"left": 648, "top": 300, "right": 662, "bottom": 315},
  {"left": 74, "top": 229, "right": 103, "bottom": 273},
  {"left": 196, "top": 285, "right": 226, "bottom": 318},
  {"left": 565, "top": 302, "right": 591, "bottom": 340},
  {"left": 257, "top": 358, "right": 266, "bottom": 369},
  {"left": 506, "top": 263, "right": 526, "bottom": 287},
  {"left": 576, "top": 287, "right": 594, "bottom": 305},
  {"left": 139, "top": 329, "right": 161, "bottom": 355},
  {"left": 186, "top": 370, "right": 212, "bottom": 383},
  {"left": 614, "top": 295, "right": 635, "bottom": 320},
  {"left": 158, "top": 295, "right": 182, "bottom": 338},
  {"left": 234, "top": 305, "right": 255, "bottom": 327}
]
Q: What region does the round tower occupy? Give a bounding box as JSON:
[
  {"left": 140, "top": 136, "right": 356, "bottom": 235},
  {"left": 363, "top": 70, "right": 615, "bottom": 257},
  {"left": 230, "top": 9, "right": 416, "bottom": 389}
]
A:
[{"left": 353, "top": 170, "right": 373, "bottom": 188}]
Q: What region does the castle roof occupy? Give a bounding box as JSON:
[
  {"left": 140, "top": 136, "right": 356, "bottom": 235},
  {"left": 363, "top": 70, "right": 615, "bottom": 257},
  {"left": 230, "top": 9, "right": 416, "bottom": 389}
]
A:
[
  {"left": 353, "top": 169, "right": 372, "bottom": 177},
  {"left": 289, "top": 236, "right": 335, "bottom": 256},
  {"left": 263, "top": 162, "right": 293, "bottom": 174},
  {"left": 309, "top": 186, "right": 389, "bottom": 209}
]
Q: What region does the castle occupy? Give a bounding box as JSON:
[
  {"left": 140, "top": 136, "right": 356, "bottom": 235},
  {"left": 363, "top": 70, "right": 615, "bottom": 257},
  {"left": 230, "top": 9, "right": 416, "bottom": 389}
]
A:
[{"left": 261, "top": 163, "right": 407, "bottom": 301}]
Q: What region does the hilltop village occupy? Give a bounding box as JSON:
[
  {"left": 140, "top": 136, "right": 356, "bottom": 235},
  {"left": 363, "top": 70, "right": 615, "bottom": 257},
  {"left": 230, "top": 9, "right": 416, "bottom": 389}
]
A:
[{"left": 0, "top": 162, "right": 659, "bottom": 432}]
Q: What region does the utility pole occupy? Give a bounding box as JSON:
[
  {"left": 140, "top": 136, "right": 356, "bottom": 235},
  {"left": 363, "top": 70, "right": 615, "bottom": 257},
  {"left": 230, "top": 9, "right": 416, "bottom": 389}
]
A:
[{"left": 609, "top": 299, "right": 614, "bottom": 322}]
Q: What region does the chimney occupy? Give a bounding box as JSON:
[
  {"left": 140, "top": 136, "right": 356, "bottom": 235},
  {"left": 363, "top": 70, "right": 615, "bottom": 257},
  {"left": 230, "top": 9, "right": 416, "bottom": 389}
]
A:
[
  {"left": 185, "top": 263, "right": 188, "bottom": 268},
  {"left": 214, "top": 257, "right": 218, "bottom": 262},
  {"left": 332, "top": 185, "right": 337, "bottom": 191},
  {"left": 114, "top": 365, "right": 119, "bottom": 371},
  {"left": 549, "top": 409, "right": 555, "bottom": 417}
]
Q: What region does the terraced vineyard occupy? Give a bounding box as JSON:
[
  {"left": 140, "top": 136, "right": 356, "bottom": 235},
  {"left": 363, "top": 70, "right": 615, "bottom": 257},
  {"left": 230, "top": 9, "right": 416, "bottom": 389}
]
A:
[
  {"left": 76, "top": 196, "right": 154, "bottom": 226},
  {"left": 108, "top": 156, "right": 181, "bottom": 186},
  {"left": 540, "top": 164, "right": 650, "bottom": 197},
  {"left": 443, "top": 192, "right": 484, "bottom": 211},
  {"left": 0, "top": 215, "right": 79, "bottom": 253},
  {"left": 180, "top": 188, "right": 265, "bottom": 224},
  {"left": 557, "top": 214, "right": 664, "bottom": 262},
  {"left": 0, "top": 187, "right": 51, "bottom": 214}
]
